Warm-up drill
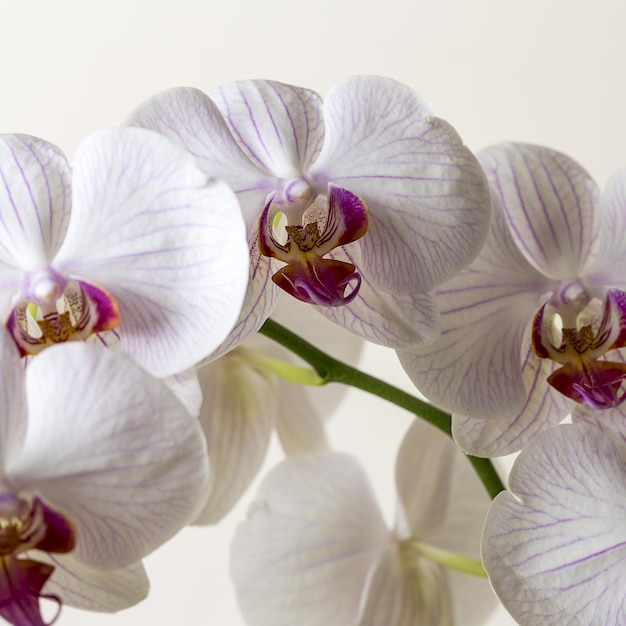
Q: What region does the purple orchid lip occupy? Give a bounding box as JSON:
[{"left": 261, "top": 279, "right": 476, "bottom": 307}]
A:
[
  {"left": 6, "top": 279, "right": 120, "bottom": 357},
  {"left": 532, "top": 289, "right": 626, "bottom": 409},
  {"left": 258, "top": 183, "right": 369, "bottom": 307},
  {"left": 0, "top": 496, "right": 74, "bottom": 626}
]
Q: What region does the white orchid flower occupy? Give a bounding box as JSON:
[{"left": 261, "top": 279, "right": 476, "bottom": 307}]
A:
[
  {"left": 0, "top": 130, "right": 248, "bottom": 390},
  {"left": 230, "top": 418, "right": 496, "bottom": 626},
  {"left": 399, "top": 143, "right": 626, "bottom": 456},
  {"left": 128, "top": 75, "right": 491, "bottom": 353},
  {"left": 0, "top": 328, "right": 209, "bottom": 625},
  {"left": 483, "top": 423, "right": 626, "bottom": 625}
]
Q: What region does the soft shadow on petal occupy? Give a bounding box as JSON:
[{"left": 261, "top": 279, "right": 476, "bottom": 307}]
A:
[
  {"left": 231, "top": 452, "right": 390, "bottom": 626},
  {"left": 483, "top": 424, "right": 626, "bottom": 625},
  {"left": 38, "top": 554, "right": 149, "bottom": 613},
  {"left": 479, "top": 143, "right": 601, "bottom": 280},
  {"left": 194, "top": 351, "right": 277, "bottom": 525},
  {"left": 452, "top": 346, "right": 573, "bottom": 456}
]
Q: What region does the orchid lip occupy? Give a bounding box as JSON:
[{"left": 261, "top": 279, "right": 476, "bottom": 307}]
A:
[
  {"left": 7, "top": 278, "right": 120, "bottom": 357},
  {"left": 532, "top": 288, "right": 626, "bottom": 408},
  {"left": 258, "top": 183, "right": 369, "bottom": 307}
]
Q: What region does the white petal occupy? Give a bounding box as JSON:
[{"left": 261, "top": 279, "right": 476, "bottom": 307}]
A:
[
  {"left": 394, "top": 418, "right": 455, "bottom": 538},
  {"left": 40, "top": 553, "right": 149, "bottom": 612},
  {"left": 274, "top": 379, "right": 329, "bottom": 455},
  {"left": 398, "top": 193, "right": 552, "bottom": 418},
  {"left": 482, "top": 424, "right": 626, "bottom": 625},
  {"left": 127, "top": 86, "right": 274, "bottom": 229},
  {"left": 205, "top": 237, "right": 281, "bottom": 361},
  {"left": 452, "top": 345, "right": 573, "bottom": 456},
  {"left": 0, "top": 134, "right": 71, "bottom": 270},
  {"left": 210, "top": 80, "right": 325, "bottom": 178},
  {"left": 231, "top": 452, "right": 390, "bottom": 626},
  {"left": 160, "top": 367, "right": 203, "bottom": 417},
  {"left": 0, "top": 327, "right": 27, "bottom": 475},
  {"left": 193, "top": 350, "right": 277, "bottom": 524},
  {"left": 480, "top": 143, "right": 601, "bottom": 279},
  {"left": 309, "top": 75, "right": 492, "bottom": 293},
  {"left": 585, "top": 167, "right": 626, "bottom": 289},
  {"left": 54, "top": 127, "right": 249, "bottom": 377},
  {"left": 12, "top": 343, "right": 209, "bottom": 570},
  {"left": 359, "top": 548, "right": 454, "bottom": 626},
  {"left": 320, "top": 245, "right": 440, "bottom": 348}
]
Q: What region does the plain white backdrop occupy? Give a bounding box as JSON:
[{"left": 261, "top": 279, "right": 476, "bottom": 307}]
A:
[{"left": 2, "top": 1, "right": 625, "bottom": 624}]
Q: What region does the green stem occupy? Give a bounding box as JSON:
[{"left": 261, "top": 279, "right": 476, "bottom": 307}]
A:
[{"left": 259, "top": 318, "right": 505, "bottom": 500}]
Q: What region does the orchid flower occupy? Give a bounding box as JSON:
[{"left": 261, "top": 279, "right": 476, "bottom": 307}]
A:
[
  {"left": 0, "top": 131, "right": 248, "bottom": 392},
  {"left": 0, "top": 327, "right": 209, "bottom": 625},
  {"left": 482, "top": 423, "right": 626, "bottom": 625},
  {"left": 398, "top": 143, "right": 626, "bottom": 456},
  {"left": 230, "top": 418, "right": 496, "bottom": 626},
  {"left": 193, "top": 295, "right": 363, "bottom": 524},
  {"left": 128, "top": 75, "right": 491, "bottom": 354}
]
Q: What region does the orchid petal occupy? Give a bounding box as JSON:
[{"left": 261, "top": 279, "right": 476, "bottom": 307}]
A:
[
  {"left": 479, "top": 143, "right": 601, "bottom": 279},
  {"left": 37, "top": 554, "right": 149, "bottom": 612},
  {"left": 482, "top": 424, "right": 626, "bottom": 625},
  {"left": 452, "top": 345, "right": 573, "bottom": 456},
  {"left": 161, "top": 367, "right": 203, "bottom": 417},
  {"left": 320, "top": 245, "right": 441, "bottom": 347},
  {"left": 54, "top": 127, "right": 249, "bottom": 377},
  {"left": 12, "top": 343, "right": 209, "bottom": 570},
  {"left": 585, "top": 166, "right": 626, "bottom": 289},
  {"left": 398, "top": 193, "right": 552, "bottom": 418},
  {"left": 0, "top": 134, "right": 71, "bottom": 271},
  {"left": 210, "top": 80, "right": 325, "bottom": 178},
  {"left": 395, "top": 419, "right": 455, "bottom": 538},
  {"left": 127, "top": 86, "right": 274, "bottom": 229},
  {"left": 359, "top": 548, "right": 453, "bottom": 626},
  {"left": 205, "top": 238, "right": 281, "bottom": 362},
  {"left": 274, "top": 379, "right": 329, "bottom": 455},
  {"left": 0, "top": 327, "right": 27, "bottom": 476},
  {"left": 309, "top": 75, "right": 491, "bottom": 293},
  {"left": 193, "top": 350, "right": 277, "bottom": 525},
  {"left": 230, "top": 452, "right": 390, "bottom": 626}
]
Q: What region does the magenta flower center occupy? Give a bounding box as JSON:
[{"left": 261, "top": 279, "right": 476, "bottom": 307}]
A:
[{"left": 258, "top": 183, "right": 369, "bottom": 307}]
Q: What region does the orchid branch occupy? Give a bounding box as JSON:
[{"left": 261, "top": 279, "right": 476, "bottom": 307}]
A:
[{"left": 259, "top": 318, "right": 505, "bottom": 499}]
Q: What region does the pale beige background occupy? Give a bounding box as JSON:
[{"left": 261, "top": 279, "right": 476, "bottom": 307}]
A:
[{"left": 2, "top": 0, "right": 624, "bottom": 624}]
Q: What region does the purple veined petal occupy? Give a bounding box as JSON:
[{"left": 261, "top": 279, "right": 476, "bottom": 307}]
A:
[
  {"left": 230, "top": 452, "right": 391, "bottom": 626},
  {"left": 320, "top": 245, "right": 441, "bottom": 348},
  {"left": 452, "top": 344, "right": 574, "bottom": 456},
  {"left": 127, "top": 86, "right": 275, "bottom": 229},
  {"left": 205, "top": 237, "right": 281, "bottom": 362},
  {"left": 482, "top": 423, "right": 626, "bottom": 625},
  {"left": 0, "top": 326, "right": 27, "bottom": 477},
  {"left": 394, "top": 418, "right": 455, "bottom": 538},
  {"left": 359, "top": 548, "right": 454, "bottom": 626},
  {"left": 480, "top": 143, "right": 601, "bottom": 280},
  {"left": 54, "top": 127, "right": 249, "bottom": 378},
  {"left": 10, "top": 342, "right": 209, "bottom": 571},
  {"left": 192, "top": 350, "right": 277, "bottom": 525},
  {"left": 309, "top": 75, "right": 492, "bottom": 294},
  {"left": 397, "top": 193, "right": 554, "bottom": 419},
  {"left": 584, "top": 166, "right": 626, "bottom": 289},
  {"left": 35, "top": 554, "right": 149, "bottom": 613},
  {"left": 0, "top": 135, "right": 71, "bottom": 271},
  {"left": 209, "top": 79, "right": 325, "bottom": 178}
]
